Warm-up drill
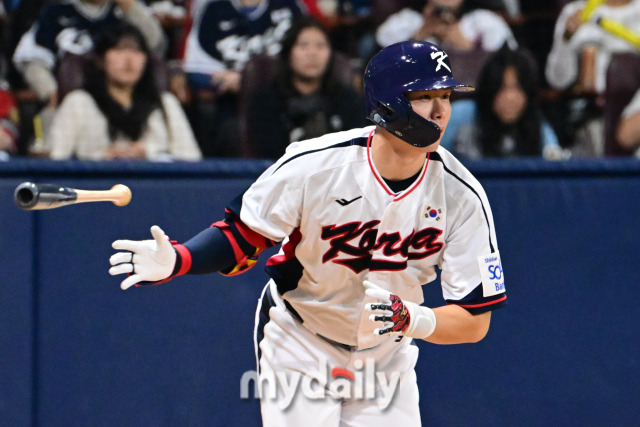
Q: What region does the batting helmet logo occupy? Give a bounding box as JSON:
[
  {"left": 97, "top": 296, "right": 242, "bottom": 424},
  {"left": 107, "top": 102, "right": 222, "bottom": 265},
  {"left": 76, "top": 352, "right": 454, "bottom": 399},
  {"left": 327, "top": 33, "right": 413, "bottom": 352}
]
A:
[{"left": 430, "top": 51, "right": 451, "bottom": 72}]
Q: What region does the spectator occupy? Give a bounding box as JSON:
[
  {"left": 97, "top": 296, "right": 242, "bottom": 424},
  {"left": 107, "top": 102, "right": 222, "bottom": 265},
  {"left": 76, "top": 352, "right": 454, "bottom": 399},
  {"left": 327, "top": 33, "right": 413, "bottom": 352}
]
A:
[
  {"left": 0, "top": 83, "right": 20, "bottom": 160},
  {"left": 441, "top": 46, "right": 564, "bottom": 159},
  {"left": 1, "top": 0, "right": 48, "bottom": 91},
  {"left": 546, "top": 0, "right": 640, "bottom": 94},
  {"left": 545, "top": 1, "right": 640, "bottom": 157},
  {"left": 615, "top": 88, "right": 640, "bottom": 157},
  {"left": 244, "top": 16, "right": 367, "bottom": 158},
  {"left": 0, "top": 4, "right": 21, "bottom": 160},
  {"left": 376, "top": 0, "right": 517, "bottom": 51},
  {"left": 183, "top": 0, "right": 308, "bottom": 96},
  {"left": 47, "top": 22, "right": 201, "bottom": 161},
  {"left": 181, "top": 0, "right": 307, "bottom": 157},
  {"left": 146, "top": 0, "right": 188, "bottom": 59},
  {"left": 12, "top": 0, "right": 165, "bottom": 107}
]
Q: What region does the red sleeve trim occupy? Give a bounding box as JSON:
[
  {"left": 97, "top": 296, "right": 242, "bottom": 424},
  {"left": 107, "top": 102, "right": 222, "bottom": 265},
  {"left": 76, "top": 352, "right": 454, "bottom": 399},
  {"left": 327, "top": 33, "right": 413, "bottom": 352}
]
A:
[
  {"left": 266, "top": 227, "right": 301, "bottom": 267},
  {"left": 234, "top": 220, "right": 272, "bottom": 249},
  {"left": 212, "top": 220, "right": 247, "bottom": 264},
  {"left": 217, "top": 212, "right": 275, "bottom": 249},
  {"left": 172, "top": 244, "right": 192, "bottom": 276},
  {"left": 135, "top": 240, "right": 191, "bottom": 286},
  {"left": 457, "top": 295, "right": 507, "bottom": 308}
]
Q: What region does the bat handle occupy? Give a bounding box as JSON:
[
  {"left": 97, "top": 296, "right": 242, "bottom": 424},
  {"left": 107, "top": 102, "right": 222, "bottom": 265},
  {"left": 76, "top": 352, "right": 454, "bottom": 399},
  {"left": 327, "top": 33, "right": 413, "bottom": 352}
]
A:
[{"left": 75, "top": 184, "right": 132, "bottom": 206}]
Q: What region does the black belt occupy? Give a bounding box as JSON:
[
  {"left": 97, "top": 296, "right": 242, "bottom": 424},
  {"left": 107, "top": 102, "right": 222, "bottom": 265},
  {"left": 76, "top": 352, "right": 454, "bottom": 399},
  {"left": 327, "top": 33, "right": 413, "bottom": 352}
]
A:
[
  {"left": 317, "top": 333, "right": 358, "bottom": 352},
  {"left": 283, "top": 298, "right": 357, "bottom": 352}
]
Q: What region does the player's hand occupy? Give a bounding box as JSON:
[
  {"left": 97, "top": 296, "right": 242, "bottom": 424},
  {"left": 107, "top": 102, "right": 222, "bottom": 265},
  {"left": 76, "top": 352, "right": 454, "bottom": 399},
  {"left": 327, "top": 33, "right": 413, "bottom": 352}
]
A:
[
  {"left": 563, "top": 9, "right": 583, "bottom": 40},
  {"left": 211, "top": 70, "right": 241, "bottom": 94},
  {"left": 109, "top": 225, "right": 176, "bottom": 290},
  {"left": 364, "top": 280, "right": 436, "bottom": 339}
]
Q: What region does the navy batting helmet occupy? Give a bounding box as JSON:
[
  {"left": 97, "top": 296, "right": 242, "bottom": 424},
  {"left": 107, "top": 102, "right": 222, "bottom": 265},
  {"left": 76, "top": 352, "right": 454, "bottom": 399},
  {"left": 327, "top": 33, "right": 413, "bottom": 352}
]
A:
[{"left": 364, "top": 41, "right": 474, "bottom": 148}]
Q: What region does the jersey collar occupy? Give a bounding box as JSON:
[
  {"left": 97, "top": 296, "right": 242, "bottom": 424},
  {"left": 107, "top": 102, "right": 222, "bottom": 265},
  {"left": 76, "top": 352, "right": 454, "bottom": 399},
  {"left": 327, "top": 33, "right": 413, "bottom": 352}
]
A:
[{"left": 366, "top": 128, "right": 431, "bottom": 202}]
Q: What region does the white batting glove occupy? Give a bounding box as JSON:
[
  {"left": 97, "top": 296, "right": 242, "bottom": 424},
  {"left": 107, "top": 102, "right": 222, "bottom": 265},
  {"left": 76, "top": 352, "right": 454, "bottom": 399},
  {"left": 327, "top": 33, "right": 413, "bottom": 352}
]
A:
[
  {"left": 364, "top": 280, "right": 436, "bottom": 339},
  {"left": 109, "top": 225, "right": 176, "bottom": 290}
]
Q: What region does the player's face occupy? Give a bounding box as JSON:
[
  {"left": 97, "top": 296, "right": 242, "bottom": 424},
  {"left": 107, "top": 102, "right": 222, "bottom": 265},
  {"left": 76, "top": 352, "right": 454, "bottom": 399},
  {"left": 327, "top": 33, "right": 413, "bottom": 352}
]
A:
[
  {"left": 103, "top": 37, "right": 148, "bottom": 89},
  {"left": 492, "top": 66, "right": 527, "bottom": 124},
  {"left": 289, "top": 27, "right": 331, "bottom": 82},
  {"left": 405, "top": 89, "right": 452, "bottom": 149}
]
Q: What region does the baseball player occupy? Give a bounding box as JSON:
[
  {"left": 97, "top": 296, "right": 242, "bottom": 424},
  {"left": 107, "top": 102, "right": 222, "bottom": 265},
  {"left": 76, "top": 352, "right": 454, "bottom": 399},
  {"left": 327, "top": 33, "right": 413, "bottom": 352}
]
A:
[{"left": 109, "top": 40, "right": 507, "bottom": 426}]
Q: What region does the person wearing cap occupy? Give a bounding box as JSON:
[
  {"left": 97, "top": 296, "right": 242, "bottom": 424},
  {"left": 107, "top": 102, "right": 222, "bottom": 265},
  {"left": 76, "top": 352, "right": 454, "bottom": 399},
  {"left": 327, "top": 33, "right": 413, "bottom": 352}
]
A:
[{"left": 108, "top": 40, "right": 507, "bottom": 426}]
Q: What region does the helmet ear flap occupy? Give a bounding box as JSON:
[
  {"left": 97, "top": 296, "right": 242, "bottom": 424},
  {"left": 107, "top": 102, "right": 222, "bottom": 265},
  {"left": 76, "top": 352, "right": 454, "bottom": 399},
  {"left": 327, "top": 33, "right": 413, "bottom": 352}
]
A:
[
  {"left": 379, "top": 97, "right": 441, "bottom": 147},
  {"left": 386, "top": 110, "right": 442, "bottom": 147}
]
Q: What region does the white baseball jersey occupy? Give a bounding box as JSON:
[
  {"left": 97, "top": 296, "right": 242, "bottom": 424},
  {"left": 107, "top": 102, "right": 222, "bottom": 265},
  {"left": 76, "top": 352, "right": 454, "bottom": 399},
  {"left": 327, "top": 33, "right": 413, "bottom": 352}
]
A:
[{"left": 239, "top": 125, "right": 506, "bottom": 349}]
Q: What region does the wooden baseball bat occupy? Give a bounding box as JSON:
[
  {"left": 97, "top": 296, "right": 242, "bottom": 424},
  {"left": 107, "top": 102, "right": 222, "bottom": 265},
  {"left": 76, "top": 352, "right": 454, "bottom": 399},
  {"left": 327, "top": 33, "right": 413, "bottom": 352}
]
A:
[{"left": 14, "top": 182, "right": 132, "bottom": 210}]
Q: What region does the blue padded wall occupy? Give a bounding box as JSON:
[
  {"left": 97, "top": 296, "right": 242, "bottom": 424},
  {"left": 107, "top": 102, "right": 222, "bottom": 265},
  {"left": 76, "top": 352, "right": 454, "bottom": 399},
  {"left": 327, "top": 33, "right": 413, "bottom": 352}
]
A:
[{"left": 1, "top": 158, "right": 638, "bottom": 427}]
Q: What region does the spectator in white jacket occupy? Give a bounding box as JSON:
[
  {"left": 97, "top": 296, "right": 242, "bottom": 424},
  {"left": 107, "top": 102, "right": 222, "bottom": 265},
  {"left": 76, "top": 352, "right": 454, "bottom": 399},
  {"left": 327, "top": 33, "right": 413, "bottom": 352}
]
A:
[
  {"left": 376, "top": 0, "right": 517, "bottom": 51},
  {"left": 545, "top": 0, "right": 640, "bottom": 94},
  {"left": 48, "top": 22, "right": 200, "bottom": 161}
]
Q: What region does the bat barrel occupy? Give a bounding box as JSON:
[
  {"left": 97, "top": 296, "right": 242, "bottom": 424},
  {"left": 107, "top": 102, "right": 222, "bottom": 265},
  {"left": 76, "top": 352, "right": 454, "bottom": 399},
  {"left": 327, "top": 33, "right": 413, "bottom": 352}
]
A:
[
  {"left": 14, "top": 182, "right": 39, "bottom": 209},
  {"left": 14, "top": 182, "right": 78, "bottom": 210}
]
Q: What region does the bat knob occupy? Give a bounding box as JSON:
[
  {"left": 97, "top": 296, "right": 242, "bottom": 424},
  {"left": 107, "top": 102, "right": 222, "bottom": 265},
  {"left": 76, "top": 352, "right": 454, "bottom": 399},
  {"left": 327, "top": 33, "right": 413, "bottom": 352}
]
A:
[
  {"left": 14, "top": 182, "right": 39, "bottom": 209},
  {"left": 111, "top": 184, "right": 132, "bottom": 206}
]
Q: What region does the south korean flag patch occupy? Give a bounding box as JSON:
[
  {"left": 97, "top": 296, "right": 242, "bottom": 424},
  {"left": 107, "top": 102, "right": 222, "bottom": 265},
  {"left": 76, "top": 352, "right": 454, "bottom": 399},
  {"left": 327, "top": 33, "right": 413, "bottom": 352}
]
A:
[
  {"left": 424, "top": 205, "right": 443, "bottom": 221},
  {"left": 477, "top": 251, "right": 505, "bottom": 297}
]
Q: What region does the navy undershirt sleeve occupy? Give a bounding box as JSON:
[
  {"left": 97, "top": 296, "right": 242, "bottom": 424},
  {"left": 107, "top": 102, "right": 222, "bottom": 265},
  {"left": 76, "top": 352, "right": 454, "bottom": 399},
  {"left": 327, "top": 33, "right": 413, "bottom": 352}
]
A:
[{"left": 181, "top": 227, "right": 238, "bottom": 274}]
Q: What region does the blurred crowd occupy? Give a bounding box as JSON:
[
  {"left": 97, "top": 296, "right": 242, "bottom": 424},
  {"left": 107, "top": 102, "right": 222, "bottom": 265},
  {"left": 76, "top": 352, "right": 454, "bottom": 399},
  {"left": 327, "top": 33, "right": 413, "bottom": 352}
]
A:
[{"left": 1, "top": 0, "right": 640, "bottom": 161}]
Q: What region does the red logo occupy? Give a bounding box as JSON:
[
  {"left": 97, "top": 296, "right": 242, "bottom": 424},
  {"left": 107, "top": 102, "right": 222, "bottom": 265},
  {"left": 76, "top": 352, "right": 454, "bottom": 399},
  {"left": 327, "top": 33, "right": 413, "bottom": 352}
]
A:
[{"left": 331, "top": 367, "right": 355, "bottom": 381}]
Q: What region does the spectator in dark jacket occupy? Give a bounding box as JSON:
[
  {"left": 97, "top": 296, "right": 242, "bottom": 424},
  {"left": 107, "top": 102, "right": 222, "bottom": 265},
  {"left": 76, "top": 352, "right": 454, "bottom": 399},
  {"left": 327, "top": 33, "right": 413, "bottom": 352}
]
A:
[{"left": 244, "top": 16, "right": 367, "bottom": 159}]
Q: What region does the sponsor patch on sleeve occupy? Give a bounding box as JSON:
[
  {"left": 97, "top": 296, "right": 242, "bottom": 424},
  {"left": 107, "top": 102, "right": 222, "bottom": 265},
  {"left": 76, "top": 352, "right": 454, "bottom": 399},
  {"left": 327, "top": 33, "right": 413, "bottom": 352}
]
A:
[{"left": 477, "top": 251, "right": 505, "bottom": 297}]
